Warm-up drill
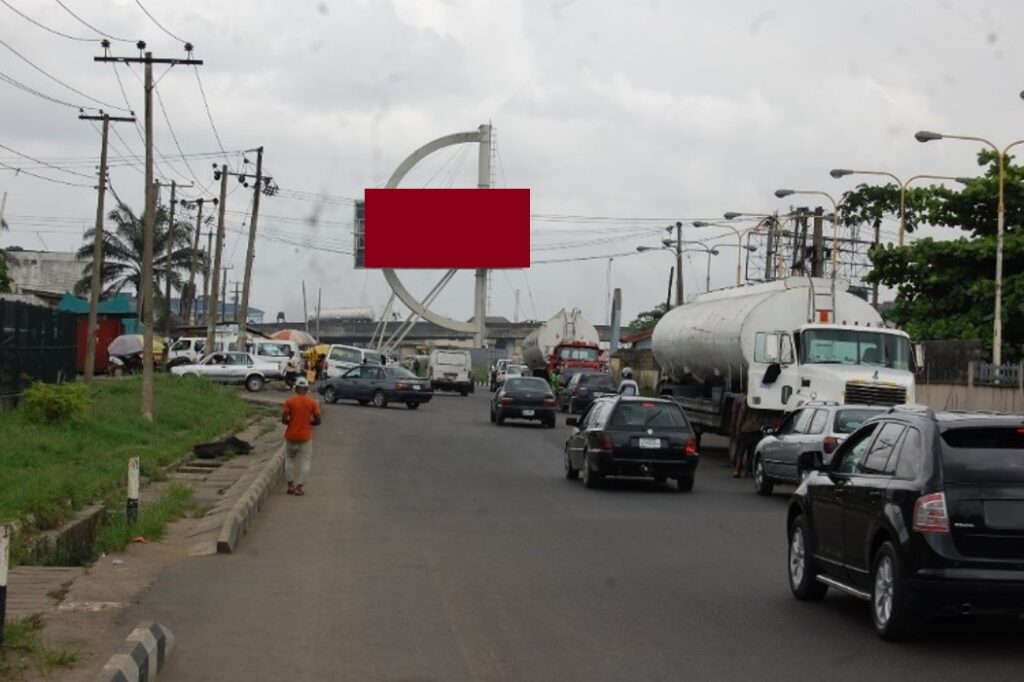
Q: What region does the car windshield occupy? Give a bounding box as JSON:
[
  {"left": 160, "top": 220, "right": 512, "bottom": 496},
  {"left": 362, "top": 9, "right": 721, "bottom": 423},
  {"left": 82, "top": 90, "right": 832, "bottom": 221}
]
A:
[
  {"left": 506, "top": 365, "right": 527, "bottom": 376},
  {"left": 505, "top": 378, "right": 549, "bottom": 393},
  {"left": 609, "top": 401, "right": 689, "bottom": 429},
  {"left": 834, "top": 408, "right": 887, "bottom": 434},
  {"left": 941, "top": 427, "right": 1024, "bottom": 483},
  {"left": 801, "top": 329, "right": 910, "bottom": 370},
  {"left": 256, "top": 343, "right": 290, "bottom": 357}
]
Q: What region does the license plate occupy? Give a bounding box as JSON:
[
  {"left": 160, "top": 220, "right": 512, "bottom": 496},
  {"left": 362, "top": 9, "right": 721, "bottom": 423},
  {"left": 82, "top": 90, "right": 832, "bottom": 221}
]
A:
[
  {"left": 412, "top": 384, "right": 420, "bottom": 390},
  {"left": 522, "top": 409, "right": 535, "bottom": 416},
  {"left": 638, "top": 438, "right": 661, "bottom": 449}
]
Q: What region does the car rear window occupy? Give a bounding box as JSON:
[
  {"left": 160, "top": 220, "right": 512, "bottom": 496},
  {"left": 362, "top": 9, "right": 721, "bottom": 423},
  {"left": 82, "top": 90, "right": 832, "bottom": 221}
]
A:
[
  {"left": 834, "top": 408, "right": 886, "bottom": 434},
  {"left": 505, "top": 378, "right": 549, "bottom": 392},
  {"left": 609, "top": 402, "right": 689, "bottom": 429},
  {"left": 941, "top": 427, "right": 1024, "bottom": 482},
  {"left": 589, "top": 375, "right": 617, "bottom": 390}
]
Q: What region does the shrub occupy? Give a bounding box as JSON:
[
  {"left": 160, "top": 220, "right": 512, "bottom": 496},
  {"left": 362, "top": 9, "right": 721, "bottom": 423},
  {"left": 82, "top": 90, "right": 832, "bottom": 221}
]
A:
[{"left": 20, "top": 382, "right": 90, "bottom": 425}]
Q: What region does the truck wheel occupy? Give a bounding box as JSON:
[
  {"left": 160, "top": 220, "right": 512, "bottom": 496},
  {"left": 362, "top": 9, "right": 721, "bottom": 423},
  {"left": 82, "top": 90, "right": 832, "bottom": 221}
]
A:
[
  {"left": 753, "top": 455, "right": 774, "bottom": 496},
  {"left": 245, "top": 375, "right": 265, "bottom": 392}
]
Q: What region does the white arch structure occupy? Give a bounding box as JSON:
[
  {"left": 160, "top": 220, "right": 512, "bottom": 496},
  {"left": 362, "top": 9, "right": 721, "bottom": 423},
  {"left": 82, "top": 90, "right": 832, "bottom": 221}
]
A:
[{"left": 375, "top": 124, "right": 492, "bottom": 351}]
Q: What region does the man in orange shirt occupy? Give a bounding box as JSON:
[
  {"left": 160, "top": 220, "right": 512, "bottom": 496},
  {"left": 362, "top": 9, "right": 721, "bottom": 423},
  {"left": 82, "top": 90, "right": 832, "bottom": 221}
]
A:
[{"left": 281, "top": 377, "right": 322, "bottom": 496}]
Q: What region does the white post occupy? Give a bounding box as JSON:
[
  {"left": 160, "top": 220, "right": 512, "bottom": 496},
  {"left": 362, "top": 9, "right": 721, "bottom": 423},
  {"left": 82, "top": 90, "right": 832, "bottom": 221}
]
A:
[
  {"left": 0, "top": 523, "right": 9, "bottom": 645},
  {"left": 127, "top": 457, "right": 140, "bottom": 523},
  {"left": 474, "top": 124, "right": 492, "bottom": 347}
]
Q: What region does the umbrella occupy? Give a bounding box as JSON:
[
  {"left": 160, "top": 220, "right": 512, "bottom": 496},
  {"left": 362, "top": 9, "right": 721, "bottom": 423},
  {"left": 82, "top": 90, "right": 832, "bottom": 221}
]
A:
[
  {"left": 272, "top": 329, "right": 317, "bottom": 346},
  {"left": 107, "top": 334, "right": 165, "bottom": 357}
]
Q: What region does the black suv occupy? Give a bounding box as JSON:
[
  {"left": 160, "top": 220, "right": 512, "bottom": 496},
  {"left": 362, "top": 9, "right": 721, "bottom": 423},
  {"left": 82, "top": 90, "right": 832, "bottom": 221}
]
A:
[{"left": 786, "top": 405, "right": 1024, "bottom": 639}]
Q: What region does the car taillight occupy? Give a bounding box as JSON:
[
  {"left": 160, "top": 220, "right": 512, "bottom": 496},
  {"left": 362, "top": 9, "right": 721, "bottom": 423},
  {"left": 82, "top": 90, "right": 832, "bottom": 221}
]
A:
[
  {"left": 599, "top": 433, "right": 614, "bottom": 452},
  {"left": 913, "top": 492, "right": 950, "bottom": 533},
  {"left": 395, "top": 382, "right": 409, "bottom": 390},
  {"left": 684, "top": 435, "right": 698, "bottom": 456},
  {"left": 543, "top": 397, "right": 555, "bottom": 405},
  {"left": 500, "top": 397, "right": 514, "bottom": 405},
  {"left": 823, "top": 436, "right": 839, "bottom": 454}
]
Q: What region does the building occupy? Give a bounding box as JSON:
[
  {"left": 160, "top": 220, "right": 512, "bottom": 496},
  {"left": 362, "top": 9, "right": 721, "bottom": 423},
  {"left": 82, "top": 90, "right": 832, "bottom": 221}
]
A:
[{"left": 3, "top": 248, "right": 84, "bottom": 304}]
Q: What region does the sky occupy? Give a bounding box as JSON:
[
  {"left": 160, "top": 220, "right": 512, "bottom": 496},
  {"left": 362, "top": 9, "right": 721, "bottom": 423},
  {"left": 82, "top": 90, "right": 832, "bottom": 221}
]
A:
[{"left": 1, "top": 0, "right": 1022, "bottom": 329}]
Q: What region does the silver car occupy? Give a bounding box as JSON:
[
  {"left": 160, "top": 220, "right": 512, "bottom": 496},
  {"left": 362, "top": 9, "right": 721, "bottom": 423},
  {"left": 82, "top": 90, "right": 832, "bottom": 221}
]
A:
[{"left": 752, "top": 402, "right": 887, "bottom": 495}]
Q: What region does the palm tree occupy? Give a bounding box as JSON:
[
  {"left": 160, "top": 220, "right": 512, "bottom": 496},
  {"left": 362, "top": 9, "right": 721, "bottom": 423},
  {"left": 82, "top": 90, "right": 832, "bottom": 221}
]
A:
[
  {"left": 0, "top": 214, "right": 11, "bottom": 293},
  {"left": 75, "top": 202, "right": 200, "bottom": 317}
]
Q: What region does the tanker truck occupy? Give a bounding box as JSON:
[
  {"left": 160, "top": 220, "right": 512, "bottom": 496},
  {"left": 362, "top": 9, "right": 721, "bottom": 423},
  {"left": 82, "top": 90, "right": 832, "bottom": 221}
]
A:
[
  {"left": 522, "top": 309, "right": 602, "bottom": 380},
  {"left": 651, "top": 277, "right": 916, "bottom": 462}
]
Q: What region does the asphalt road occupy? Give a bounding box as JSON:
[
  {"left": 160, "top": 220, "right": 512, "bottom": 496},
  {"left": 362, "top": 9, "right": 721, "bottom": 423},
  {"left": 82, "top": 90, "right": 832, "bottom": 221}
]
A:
[{"left": 124, "top": 391, "right": 1024, "bottom": 681}]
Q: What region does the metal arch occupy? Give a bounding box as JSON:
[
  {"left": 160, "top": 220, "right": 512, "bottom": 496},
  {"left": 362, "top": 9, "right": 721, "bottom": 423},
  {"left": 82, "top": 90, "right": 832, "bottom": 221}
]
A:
[{"left": 380, "top": 129, "right": 486, "bottom": 334}]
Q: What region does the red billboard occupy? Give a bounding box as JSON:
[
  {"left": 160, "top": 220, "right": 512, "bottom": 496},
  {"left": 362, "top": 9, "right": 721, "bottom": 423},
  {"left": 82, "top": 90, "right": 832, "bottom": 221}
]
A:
[{"left": 363, "top": 188, "right": 530, "bottom": 268}]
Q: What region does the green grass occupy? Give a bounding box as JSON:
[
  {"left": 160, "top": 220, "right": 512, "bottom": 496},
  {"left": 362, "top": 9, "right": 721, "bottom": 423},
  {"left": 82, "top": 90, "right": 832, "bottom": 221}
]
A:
[
  {"left": 0, "top": 614, "right": 80, "bottom": 680},
  {"left": 0, "top": 375, "right": 250, "bottom": 535},
  {"left": 94, "top": 483, "right": 194, "bottom": 555}
]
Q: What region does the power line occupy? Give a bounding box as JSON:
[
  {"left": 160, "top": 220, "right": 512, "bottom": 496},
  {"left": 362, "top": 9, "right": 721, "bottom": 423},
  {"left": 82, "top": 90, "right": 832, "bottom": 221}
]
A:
[
  {"left": 55, "top": 0, "right": 135, "bottom": 41},
  {"left": 133, "top": 0, "right": 188, "bottom": 43},
  {"left": 0, "top": 68, "right": 90, "bottom": 109},
  {"left": 0, "top": 0, "right": 95, "bottom": 41},
  {"left": 192, "top": 66, "right": 229, "bottom": 162},
  {"left": 153, "top": 82, "right": 212, "bottom": 191},
  {"left": 0, "top": 38, "right": 129, "bottom": 111},
  {"left": 0, "top": 141, "right": 95, "bottom": 179},
  {"left": 0, "top": 158, "right": 94, "bottom": 188}
]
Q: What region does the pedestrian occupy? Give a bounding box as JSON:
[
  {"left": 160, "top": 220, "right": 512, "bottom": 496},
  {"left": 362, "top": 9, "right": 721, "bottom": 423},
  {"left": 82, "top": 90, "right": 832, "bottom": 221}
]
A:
[
  {"left": 618, "top": 367, "right": 639, "bottom": 396},
  {"left": 281, "top": 376, "right": 321, "bottom": 496},
  {"left": 413, "top": 357, "right": 421, "bottom": 375},
  {"left": 549, "top": 367, "right": 561, "bottom": 393}
]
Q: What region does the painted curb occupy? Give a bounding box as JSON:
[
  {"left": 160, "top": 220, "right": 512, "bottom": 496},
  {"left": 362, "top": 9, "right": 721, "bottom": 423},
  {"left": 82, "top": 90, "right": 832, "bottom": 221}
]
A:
[
  {"left": 216, "top": 443, "right": 286, "bottom": 554},
  {"left": 94, "top": 621, "right": 174, "bottom": 682}
]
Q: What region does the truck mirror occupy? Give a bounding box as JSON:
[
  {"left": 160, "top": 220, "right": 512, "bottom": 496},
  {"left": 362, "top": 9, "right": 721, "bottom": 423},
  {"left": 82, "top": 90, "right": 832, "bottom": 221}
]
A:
[
  {"left": 762, "top": 363, "right": 782, "bottom": 385},
  {"left": 912, "top": 343, "right": 925, "bottom": 374}
]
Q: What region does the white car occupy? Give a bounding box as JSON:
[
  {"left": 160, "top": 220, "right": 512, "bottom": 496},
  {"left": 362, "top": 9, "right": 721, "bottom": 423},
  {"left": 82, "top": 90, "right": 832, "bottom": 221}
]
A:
[{"left": 170, "top": 351, "right": 278, "bottom": 392}]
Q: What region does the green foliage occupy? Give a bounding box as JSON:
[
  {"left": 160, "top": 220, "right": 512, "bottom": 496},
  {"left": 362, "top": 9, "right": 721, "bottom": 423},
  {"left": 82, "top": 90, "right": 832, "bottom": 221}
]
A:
[
  {"left": 629, "top": 302, "right": 670, "bottom": 332},
  {"left": 94, "top": 483, "right": 193, "bottom": 555},
  {"left": 0, "top": 613, "right": 80, "bottom": 679},
  {"left": 19, "top": 382, "right": 90, "bottom": 425},
  {"left": 841, "top": 150, "right": 1024, "bottom": 360},
  {"left": 0, "top": 258, "right": 10, "bottom": 294}
]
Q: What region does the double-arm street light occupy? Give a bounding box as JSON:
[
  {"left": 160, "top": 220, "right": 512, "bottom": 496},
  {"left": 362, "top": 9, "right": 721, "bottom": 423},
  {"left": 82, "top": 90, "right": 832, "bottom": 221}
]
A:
[
  {"left": 691, "top": 220, "right": 759, "bottom": 285},
  {"left": 915, "top": 130, "right": 1024, "bottom": 365},
  {"left": 724, "top": 210, "right": 826, "bottom": 279},
  {"left": 774, "top": 189, "right": 841, "bottom": 275},
  {"left": 637, "top": 241, "right": 721, "bottom": 299},
  {"left": 828, "top": 169, "right": 971, "bottom": 246}
]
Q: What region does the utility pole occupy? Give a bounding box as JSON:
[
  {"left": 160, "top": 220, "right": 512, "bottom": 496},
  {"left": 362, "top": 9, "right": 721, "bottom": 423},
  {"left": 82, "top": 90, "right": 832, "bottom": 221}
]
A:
[
  {"left": 180, "top": 198, "right": 217, "bottom": 324},
  {"left": 220, "top": 267, "right": 232, "bottom": 325},
  {"left": 79, "top": 112, "right": 134, "bottom": 383},
  {"left": 236, "top": 146, "right": 269, "bottom": 351},
  {"left": 302, "top": 281, "right": 309, "bottom": 333},
  {"left": 673, "top": 221, "right": 683, "bottom": 306},
  {"left": 811, "top": 206, "right": 824, "bottom": 278},
  {"left": 95, "top": 41, "right": 203, "bottom": 422},
  {"left": 155, "top": 180, "right": 192, "bottom": 335},
  {"left": 232, "top": 281, "right": 241, "bottom": 324},
  {"left": 206, "top": 165, "right": 228, "bottom": 353},
  {"left": 316, "top": 287, "right": 322, "bottom": 340}
]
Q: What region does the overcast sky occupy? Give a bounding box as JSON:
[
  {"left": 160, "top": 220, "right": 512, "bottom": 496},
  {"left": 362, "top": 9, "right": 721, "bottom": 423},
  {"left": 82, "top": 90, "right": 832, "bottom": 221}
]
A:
[{"left": 1, "top": 0, "right": 1022, "bottom": 328}]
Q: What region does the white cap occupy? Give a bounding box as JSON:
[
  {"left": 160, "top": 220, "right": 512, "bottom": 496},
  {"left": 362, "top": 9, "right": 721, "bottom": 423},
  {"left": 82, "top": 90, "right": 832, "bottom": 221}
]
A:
[{"left": 295, "top": 377, "right": 310, "bottom": 388}]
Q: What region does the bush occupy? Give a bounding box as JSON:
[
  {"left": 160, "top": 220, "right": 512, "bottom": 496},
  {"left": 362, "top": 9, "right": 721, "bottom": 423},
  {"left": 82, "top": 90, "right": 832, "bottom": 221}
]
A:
[{"left": 20, "top": 382, "right": 89, "bottom": 425}]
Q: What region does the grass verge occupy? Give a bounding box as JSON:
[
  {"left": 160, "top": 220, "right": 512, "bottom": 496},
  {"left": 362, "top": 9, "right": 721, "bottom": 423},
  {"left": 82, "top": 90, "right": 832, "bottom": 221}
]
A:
[
  {"left": 0, "top": 614, "right": 80, "bottom": 680},
  {"left": 0, "top": 375, "right": 251, "bottom": 541},
  {"left": 94, "top": 483, "right": 194, "bottom": 555}
]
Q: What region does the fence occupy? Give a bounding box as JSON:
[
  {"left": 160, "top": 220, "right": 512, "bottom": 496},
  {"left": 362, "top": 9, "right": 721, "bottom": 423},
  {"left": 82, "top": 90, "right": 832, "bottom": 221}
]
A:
[{"left": 0, "top": 299, "right": 77, "bottom": 399}]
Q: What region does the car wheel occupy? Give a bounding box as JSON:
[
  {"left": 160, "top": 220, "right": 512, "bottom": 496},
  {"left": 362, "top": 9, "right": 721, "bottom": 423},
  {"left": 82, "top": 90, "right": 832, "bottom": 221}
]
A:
[
  {"left": 490, "top": 407, "right": 496, "bottom": 423},
  {"left": 357, "top": 400, "right": 369, "bottom": 406},
  {"left": 323, "top": 387, "right": 338, "bottom": 404},
  {"left": 406, "top": 401, "right": 420, "bottom": 410},
  {"left": 872, "top": 541, "right": 920, "bottom": 640},
  {"left": 581, "top": 452, "right": 602, "bottom": 489},
  {"left": 496, "top": 409, "right": 505, "bottom": 426},
  {"left": 568, "top": 398, "right": 576, "bottom": 414},
  {"left": 676, "top": 474, "right": 694, "bottom": 492},
  {"left": 653, "top": 475, "right": 668, "bottom": 484},
  {"left": 372, "top": 390, "right": 388, "bottom": 408},
  {"left": 546, "top": 417, "right": 556, "bottom": 428},
  {"left": 564, "top": 448, "right": 578, "bottom": 480},
  {"left": 788, "top": 515, "right": 828, "bottom": 601},
  {"left": 754, "top": 455, "right": 774, "bottom": 496},
  {"left": 460, "top": 389, "right": 468, "bottom": 397},
  {"left": 244, "top": 375, "right": 265, "bottom": 392}
]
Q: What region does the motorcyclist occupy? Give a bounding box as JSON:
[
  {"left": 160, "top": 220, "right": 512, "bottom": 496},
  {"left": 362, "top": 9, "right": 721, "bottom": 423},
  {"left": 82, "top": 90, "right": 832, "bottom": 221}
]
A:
[{"left": 618, "top": 367, "right": 639, "bottom": 396}]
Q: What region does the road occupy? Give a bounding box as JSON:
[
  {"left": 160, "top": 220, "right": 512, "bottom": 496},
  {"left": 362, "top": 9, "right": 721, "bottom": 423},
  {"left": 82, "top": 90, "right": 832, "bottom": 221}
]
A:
[{"left": 123, "top": 391, "right": 1023, "bottom": 681}]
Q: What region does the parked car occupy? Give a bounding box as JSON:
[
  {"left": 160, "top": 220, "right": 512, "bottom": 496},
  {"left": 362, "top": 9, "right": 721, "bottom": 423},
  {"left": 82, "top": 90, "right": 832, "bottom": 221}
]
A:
[
  {"left": 557, "top": 370, "right": 617, "bottom": 414},
  {"left": 323, "top": 344, "right": 384, "bottom": 379},
  {"left": 169, "top": 351, "right": 277, "bottom": 392},
  {"left": 753, "top": 403, "right": 887, "bottom": 495},
  {"left": 786, "top": 405, "right": 1024, "bottom": 640},
  {"left": 429, "top": 348, "right": 474, "bottom": 396},
  {"left": 564, "top": 396, "right": 699, "bottom": 491},
  {"left": 490, "top": 376, "right": 556, "bottom": 427},
  {"left": 319, "top": 365, "right": 433, "bottom": 409},
  {"left": 251, "top": 339, "right": 301, "bottom": 382}
]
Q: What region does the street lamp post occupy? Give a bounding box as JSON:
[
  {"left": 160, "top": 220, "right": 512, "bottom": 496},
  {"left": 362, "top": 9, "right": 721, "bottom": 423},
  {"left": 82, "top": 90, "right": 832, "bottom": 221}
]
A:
[
  {"left": 829, "top": 168, "right": 971, "bottom": 246},
  {"left": 637, "top": 242, "right": 721, "bottom": 297},
  {"left": 725, "top": 210, "right": 824, "bottom": 279},
  {"left": 774, "top": 189, "right": 842, "bottom": 275},
  {"left": 915, "top": 130, "right": 1024, "bottom": 366},
  {"left": 692, "top": 220, "right": 752, "bottom": 285}
]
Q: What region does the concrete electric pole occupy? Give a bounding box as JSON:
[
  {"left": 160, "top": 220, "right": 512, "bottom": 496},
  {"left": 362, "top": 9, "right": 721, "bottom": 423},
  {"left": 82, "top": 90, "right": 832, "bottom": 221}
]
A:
[
  {"left": 236, "top": 146, "right": 267, "bottom": 350},
  {"left": 206, "top": 165, "right": 228, "bottom": 353}
]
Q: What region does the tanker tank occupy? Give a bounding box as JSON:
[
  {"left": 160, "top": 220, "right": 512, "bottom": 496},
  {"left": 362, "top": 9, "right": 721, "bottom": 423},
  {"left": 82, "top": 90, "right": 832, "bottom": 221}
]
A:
[{"left": 522, "top": 309, "right": 600, "bottom": 373}]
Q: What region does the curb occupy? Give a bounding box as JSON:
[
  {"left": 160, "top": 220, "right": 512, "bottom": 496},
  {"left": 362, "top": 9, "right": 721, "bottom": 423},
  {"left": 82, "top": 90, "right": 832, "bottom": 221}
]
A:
[
  {"left": 216, "top": 443, "right": 286, "bottom": 554},
  {"left": 94, "top": 621, "right": 174, "bottom": 682}
]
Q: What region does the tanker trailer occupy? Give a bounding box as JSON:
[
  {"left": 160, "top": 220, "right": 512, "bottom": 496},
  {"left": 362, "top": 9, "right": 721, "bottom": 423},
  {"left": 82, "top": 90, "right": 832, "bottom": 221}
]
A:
[
  {"left": 522, "top": 308, "right": 602, "bottom": 380},
  {"left": 651, "top": 277, "right": 915, "bottom": 463}
]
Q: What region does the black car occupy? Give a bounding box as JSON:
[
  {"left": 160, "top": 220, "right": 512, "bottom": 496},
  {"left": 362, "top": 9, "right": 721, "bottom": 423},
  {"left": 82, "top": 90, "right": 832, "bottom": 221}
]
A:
[
  {"left": 491, "top": 377, "right": 556, "bottom": 427},
  {"left": 319, "top": 365, "right": 433, "bottom": 409},
  {"left": 564, "top": 396, "right": 699, "bottom": 491},
  {"left": 787, "top": 405, "right": 1024, "bottom": 640},
  {"left": 557, "top": 370, "right": 618, "bottom": 414}
]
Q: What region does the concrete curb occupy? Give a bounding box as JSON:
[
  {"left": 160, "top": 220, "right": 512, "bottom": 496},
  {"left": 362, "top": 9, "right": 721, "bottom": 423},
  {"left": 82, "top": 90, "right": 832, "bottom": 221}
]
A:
[
  {"left": 94, "top": 621, "right": 174, "bottom": 682},
  {"left": 216, "top": 443, "right": 286, "bottom": 554}
]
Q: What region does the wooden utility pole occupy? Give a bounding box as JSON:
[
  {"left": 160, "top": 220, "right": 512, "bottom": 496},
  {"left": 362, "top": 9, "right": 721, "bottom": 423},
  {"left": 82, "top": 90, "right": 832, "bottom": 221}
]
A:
[
  {"left": 180, "top": 198, "right": 216, "bottom": 324},
  {"left": 236, "top": 146, "right": 266, "bottom": 351},
  {"left": 79, "top": 112, "right": 134, "bottom": 383},
  {"left": 206, "top": 165, "right": 228, "bottom": 354},
  {"left": 164, "top": 180, "right": 176, "bottom": 336},
  {"left": 203, "top": 230, "right": 212, "bottom": 319},
  {"left": 811, "top": 206, "right": 824, "bottom": 278}
]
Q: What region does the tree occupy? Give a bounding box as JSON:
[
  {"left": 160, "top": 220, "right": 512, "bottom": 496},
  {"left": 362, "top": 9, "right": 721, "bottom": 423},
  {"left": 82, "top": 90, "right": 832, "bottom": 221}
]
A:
[
  {"left": 0, "top": 215, "right": 10, "bottom": 292},
  {"left": 629, "top": 302, "right": 670, "bottom": 332},
  {"left": 841, "top": 150, "right": 1024, "bottom": 361},
  {"left": 75, "top": 202, "right": 198, "bottom": 316}
]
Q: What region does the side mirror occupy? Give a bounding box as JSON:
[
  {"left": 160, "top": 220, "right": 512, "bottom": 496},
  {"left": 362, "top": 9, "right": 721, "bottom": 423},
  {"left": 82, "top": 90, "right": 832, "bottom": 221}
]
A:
[
  {"left": 913, "top": 343, "right": 925, "bottom": 375},
  {"left": 760, "top": 425, "right": 776, "bottom": 437},
  {"left": 565, "top": 417, "right": 579, "bottom": 427},
  {"left": 762, "top": 363, "right": 782, "bottom": 385}
]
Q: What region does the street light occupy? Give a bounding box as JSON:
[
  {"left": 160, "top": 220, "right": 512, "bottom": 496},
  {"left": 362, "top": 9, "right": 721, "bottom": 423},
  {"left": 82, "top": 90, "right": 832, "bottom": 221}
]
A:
[
  {"left": 915, "top": 129, "right": 1024, "bottom": 366},
  {"left": 829, "top": 168, "right": 971, "bottom": 246},
  {"left": 774, "top": 189, "right": 842, "bottom": 275},
  {"left": 637, "top": 243, "right": 720, "bottom": 295},
  {"left": 693, "top": 220, "right": 760, "bottom": 285}
]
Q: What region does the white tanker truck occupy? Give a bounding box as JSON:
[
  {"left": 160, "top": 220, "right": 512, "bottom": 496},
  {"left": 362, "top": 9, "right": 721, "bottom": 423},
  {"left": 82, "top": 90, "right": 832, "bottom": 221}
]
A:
[{"left": 651, "top": 277, "right": 916, "bottom": 461}]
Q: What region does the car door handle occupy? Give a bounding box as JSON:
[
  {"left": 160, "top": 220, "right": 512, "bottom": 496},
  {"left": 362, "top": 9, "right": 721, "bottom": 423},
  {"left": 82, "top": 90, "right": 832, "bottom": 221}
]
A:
[{"left": 868, "top": 490, "right": 883, "bottom": 500}]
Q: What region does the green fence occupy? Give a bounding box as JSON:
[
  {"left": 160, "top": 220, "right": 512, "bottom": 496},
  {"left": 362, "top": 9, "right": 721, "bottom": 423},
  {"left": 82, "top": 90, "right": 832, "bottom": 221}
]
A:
[{"left": 0, "top": 300, "right": 77, "bottom": 397}]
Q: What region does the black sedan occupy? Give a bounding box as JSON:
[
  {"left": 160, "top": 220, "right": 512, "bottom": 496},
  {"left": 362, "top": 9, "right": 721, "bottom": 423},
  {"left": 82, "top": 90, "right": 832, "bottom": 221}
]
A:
[
  {"left": 491, "top": 377, "right": 557, "bottom": 427},
  {"left": 319, "top": 365, "right": 433, "bottom": 409},
  {"left": 557, "top": 370, "right": 618, "bottom": 414},
  {"left": 564, "top": 396, "right": 699, "bottom": 491}
]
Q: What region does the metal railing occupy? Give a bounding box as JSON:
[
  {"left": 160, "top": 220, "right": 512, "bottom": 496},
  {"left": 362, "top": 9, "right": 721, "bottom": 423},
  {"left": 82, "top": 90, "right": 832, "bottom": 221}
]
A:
[{"left": 973, "top": 362, "right": 1022, "bottom": 387}]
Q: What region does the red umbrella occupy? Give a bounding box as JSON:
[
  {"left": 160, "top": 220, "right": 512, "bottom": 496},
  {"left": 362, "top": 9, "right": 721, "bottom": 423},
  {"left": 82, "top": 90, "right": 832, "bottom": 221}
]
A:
[{"left": 271, "top": 329, "right": 317, "bottom": 346}]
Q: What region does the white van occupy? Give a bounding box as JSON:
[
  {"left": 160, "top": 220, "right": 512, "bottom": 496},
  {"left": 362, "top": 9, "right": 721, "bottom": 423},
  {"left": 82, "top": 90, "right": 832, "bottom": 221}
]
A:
[
  {"left": 251, "top": 339, "right": 300, "bottom": 380},
  {"left": 428, "top": 348, "right": 474, "bottom": 396},
  {"left": 324, "top": 344, "right": 385, "bottom": 379}
]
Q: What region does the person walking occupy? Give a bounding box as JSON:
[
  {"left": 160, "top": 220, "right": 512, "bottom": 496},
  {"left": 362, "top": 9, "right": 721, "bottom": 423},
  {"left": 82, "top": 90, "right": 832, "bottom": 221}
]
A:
[
  {"left": 618, "top": 367, "right": 639, "bottom": 396},
  {"left": 282, "top": 377, "right": 321, "bottom": 496}
]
